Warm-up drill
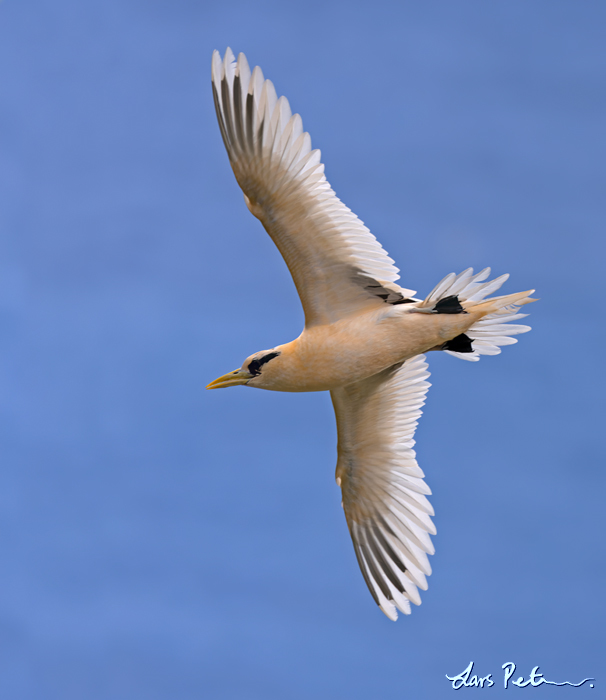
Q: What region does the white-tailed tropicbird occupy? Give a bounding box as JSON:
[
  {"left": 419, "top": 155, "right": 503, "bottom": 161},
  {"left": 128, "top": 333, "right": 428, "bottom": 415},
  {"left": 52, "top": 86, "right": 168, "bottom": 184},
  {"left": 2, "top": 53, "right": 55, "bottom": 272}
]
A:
[{"left": 207, "top": 49, "right": 536, "bottom": 620}]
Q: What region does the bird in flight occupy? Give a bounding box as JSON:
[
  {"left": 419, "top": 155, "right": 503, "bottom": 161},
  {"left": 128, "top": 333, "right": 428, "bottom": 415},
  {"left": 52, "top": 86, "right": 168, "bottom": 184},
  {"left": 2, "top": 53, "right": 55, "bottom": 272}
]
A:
[{"left": 207, "top": 48, "right": 536, "bottom": 620}]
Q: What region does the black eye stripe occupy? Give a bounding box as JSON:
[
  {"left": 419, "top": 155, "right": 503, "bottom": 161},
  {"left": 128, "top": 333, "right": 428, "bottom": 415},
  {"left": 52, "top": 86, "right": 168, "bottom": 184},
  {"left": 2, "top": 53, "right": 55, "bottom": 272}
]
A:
[{"left": 248, "top": 351, "right": 280, "bottom": 376}]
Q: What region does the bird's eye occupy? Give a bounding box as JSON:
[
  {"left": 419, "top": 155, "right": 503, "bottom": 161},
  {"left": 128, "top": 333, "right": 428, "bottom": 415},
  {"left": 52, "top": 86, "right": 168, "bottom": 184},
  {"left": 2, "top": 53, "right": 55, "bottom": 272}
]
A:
[{"left": 248, "top": 359, "right": 262, "bottom": 376}]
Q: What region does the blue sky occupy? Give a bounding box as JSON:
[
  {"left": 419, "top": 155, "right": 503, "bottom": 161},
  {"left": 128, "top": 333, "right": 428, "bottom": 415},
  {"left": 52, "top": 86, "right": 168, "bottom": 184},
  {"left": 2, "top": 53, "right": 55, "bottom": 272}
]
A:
[{"left": 1, "top": 1, "right": 604, "bottom": 698}]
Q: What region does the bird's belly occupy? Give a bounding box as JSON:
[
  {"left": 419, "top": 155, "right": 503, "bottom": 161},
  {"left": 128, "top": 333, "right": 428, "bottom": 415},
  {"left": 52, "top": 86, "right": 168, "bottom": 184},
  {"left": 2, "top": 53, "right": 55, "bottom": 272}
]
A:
[{"left": 269, "top": 310, "right": 474, "bottom": 392}]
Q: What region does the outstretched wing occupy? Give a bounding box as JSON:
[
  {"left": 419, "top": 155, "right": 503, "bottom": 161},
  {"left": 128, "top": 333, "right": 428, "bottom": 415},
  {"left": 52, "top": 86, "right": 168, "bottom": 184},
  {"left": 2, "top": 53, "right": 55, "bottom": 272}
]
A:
[
  {"left": 212, "top": 49, "right": 416, "bottom": 328},
  {"left": 330, "top": 355, "right": 434, "bottom": 620}
]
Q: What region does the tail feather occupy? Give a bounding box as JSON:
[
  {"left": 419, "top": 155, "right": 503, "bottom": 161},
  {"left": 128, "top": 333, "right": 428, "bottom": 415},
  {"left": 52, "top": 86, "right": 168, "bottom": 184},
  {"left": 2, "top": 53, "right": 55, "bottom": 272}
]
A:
[
  {"left": 463, "top": 289, "right": 536, "bottom": 315},
  {"left": 422, "top": 268, "right": 536, "bottom": 362}
]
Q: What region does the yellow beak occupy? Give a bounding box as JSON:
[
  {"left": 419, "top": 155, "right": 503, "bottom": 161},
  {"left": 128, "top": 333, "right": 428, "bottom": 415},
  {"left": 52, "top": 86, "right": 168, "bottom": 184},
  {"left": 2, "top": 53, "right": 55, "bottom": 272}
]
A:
[{"left": 206, "top": 368, "right": 252, "bottom": 390}]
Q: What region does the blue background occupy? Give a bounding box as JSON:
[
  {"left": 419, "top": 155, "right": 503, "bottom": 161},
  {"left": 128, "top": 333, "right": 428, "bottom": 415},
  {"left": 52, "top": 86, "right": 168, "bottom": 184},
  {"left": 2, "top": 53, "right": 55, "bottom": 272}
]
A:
[{"left": 1, "top": 1, "right": 604, "bottom": 698}]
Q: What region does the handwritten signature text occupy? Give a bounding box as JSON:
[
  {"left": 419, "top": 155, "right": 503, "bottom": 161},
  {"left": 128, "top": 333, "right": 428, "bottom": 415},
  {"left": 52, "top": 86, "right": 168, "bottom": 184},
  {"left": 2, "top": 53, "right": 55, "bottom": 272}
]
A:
[{"left": 446, "top": 661, "right": 595, "bottom": 690}]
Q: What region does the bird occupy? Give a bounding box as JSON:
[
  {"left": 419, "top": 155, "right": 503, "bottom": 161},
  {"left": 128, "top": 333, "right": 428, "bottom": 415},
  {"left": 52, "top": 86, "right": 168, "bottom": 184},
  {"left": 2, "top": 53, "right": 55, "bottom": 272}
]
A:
[{"left": 207, "top": 48, "right": 536, "bottom": 620}]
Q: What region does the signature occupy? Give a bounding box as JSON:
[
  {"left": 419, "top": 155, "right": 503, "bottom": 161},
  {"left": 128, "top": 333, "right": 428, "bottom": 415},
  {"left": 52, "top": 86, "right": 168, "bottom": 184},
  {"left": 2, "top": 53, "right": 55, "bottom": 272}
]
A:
[{"left": 446, "top": 661, "right": 595, "bottom": 689}]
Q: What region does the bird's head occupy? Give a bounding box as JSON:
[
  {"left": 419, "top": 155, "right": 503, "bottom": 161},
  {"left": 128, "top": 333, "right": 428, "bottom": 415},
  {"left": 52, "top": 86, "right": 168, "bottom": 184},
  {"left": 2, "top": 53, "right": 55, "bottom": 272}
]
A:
[{"left": 206, "top": 348, "right": 283, "bottom": 390}]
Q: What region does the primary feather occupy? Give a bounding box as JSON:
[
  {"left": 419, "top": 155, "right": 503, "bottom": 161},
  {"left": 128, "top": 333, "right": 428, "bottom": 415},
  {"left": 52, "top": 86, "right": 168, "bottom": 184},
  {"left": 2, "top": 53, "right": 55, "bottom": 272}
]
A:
[
  {"left": 332, "top": 355, "right": 434, "bottom": 619},
  {"left": 212, "top": 48, "right": 415, "bottom": 327}
]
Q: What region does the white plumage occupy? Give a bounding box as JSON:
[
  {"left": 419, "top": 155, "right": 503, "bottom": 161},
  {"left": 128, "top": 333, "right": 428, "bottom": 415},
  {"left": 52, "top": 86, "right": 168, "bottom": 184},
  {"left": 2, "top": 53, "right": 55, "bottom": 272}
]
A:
[
  {"left": 211, "top": 48, "right": 413, "bottom": 327},
  {"left": 332, "top": 355, "right": 433, "bottom": 619},
  {"left": 207, "top": 49, "right": 536, "bottom": 619}
]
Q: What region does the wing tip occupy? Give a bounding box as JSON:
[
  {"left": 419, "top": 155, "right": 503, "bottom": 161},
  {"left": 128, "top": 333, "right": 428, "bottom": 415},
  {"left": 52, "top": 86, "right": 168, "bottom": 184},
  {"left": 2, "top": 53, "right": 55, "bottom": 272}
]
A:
[
  {"left": 379, "top": 602, "right": 399, "bottom": 621},
  {"left": 224, "top": 46, "right": 235, "bottom": 64}
]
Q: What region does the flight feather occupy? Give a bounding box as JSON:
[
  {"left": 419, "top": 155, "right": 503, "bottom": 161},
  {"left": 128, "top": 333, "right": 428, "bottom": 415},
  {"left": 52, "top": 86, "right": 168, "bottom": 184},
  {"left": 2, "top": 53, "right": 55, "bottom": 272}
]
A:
[
  {"left": 211, "top": 48, "right": 416, "bottom": 327},
  {"left": 331, "top": 355, "right": 434, "bottom": 620}
]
